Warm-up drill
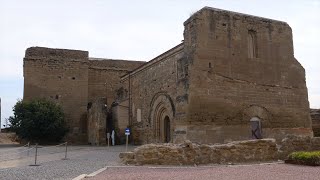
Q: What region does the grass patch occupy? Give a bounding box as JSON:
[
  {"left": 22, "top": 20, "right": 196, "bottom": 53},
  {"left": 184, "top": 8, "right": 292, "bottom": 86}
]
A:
[{"left": 286, "top": 151, "right": 320, "bottom": 166}]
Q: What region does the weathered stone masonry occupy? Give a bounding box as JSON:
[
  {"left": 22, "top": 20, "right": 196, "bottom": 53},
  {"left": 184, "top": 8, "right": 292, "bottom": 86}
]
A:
[
  {"left": 311, "top": 109, "right": 320, "bottom": 136},
  {"left": 118, "top": 7, "right": 312, "bottom": 144},
  {"left": 181, "top": 7, "right": 311, "bottom": 143},
  {"left": 119, "top": 136, "right": 320, "bottom": 165},
  {"left": 24, "top": 47, "right": 90, "bottom": 143},
  {"left": 23, "top": 47, "right": 144, "bottom": 143},
  {"left": 23, "top": 7, "right": 313, "bottom": 144}
]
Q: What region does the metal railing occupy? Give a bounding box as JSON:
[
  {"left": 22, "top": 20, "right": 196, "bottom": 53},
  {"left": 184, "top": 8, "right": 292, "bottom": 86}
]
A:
[{"left": 0, "top": 142, "right": 69, "bottom": 166}]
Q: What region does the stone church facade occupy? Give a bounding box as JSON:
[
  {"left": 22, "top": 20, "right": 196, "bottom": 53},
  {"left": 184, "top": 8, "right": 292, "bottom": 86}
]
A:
[{"left": 23, "top": 7, "right": 312, "bottom": 145}]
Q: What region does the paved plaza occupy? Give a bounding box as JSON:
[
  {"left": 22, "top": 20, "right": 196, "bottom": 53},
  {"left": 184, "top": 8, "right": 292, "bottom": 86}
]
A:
[
  {"left": 1, "top": 145, "right": 319, "bottom": 180},
  {"left": 87, "top": 164, "right": 320, "bottom": 180},
  {"left": 0, "top": 144, "right": 133, "bottom": 180}
]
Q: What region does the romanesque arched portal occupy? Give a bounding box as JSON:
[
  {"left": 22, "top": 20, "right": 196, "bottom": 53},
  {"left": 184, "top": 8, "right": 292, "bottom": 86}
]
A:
[{"left": 149, "top": 93, "right": 175, "bottom": 143}]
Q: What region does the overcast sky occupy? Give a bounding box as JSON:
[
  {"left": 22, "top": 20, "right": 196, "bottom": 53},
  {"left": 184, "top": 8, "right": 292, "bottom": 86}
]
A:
[{"left": 0, "top": 0, "right": 319, "bottom": 127}]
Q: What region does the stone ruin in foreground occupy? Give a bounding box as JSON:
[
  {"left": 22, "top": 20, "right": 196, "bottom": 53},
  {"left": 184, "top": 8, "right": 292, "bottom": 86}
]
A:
[{"left": 120, "top": 136, "right": 320, "bottom": 165}]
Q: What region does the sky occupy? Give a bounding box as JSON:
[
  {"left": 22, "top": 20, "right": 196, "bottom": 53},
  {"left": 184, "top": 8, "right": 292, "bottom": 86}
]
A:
[{"left": 0, "top": 0, "right": 319, "bottom": 127}]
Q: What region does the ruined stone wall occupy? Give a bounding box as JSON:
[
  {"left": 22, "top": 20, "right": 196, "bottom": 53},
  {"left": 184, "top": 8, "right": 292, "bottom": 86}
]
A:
[
  {"left": 23, "top": 47, "right": 89, "bottom": 143},
  {"left": 120, "top": 136, "right": 320, "bottom": 165},
  {"left": 111, "top": 100, "right": 129, "bottom": 143},
  {"left": 311, "top": 109, "right": 320, "bottom": 136},
  {"left": 180, "top": 7, "right": 311, "bottom": 143},
  {"left": 87, "top": 98, "right": 107, "bottom": 145},
  {"left": 120, "top": 139, "right": 278, "bottom": 165},
  {"left": 88, "top": 59, "right": 145, "bottom": 106},
  {"left": 120, "top": 44, "right": 185, "bottom": 144},
  {"left": 23, "top": 47, "right": 144, "bottom": 144}
]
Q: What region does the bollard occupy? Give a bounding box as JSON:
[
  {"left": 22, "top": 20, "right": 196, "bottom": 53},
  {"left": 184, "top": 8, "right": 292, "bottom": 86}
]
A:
[
  {"left": 107, "top": 133, "right": 110, "bottom": 148},
  {"left": 125, "top": 135, "right": 128, "bottom": 152},
  {"left": 30, "top": 143, "right": 40, "bottom": 166},
  {"left": 62, "top": 142, "right": 69, "bottom": 160},
  {"left": 27, "top": 142, "right": 30, "bottom": 156}
]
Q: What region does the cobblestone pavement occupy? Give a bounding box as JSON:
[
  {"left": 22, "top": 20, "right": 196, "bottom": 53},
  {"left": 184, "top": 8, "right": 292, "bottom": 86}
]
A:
[
  {"left": 0, "top": 145, "right": 134, "bottom": 180},
  {"left": 88, "top": 163, "right": 320, "bottom": 180}
]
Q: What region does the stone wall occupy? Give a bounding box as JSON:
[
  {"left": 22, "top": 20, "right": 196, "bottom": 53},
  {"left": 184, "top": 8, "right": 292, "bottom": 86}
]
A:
[
  {"left": 111, "top": 100, "right": 129, "bottom": 144},
  {"left": 88, "top": 59, "right": 145, "bottom": 106},
  {"left": 120, "top": 136, "right": 320, "bottom": 165},
  {"left": 117, "top": 7, "right": 311, "bottom": 145},
  {"left": 23, "top": 47, "right": 144, "bottom": 144},
  {"left": 87, "top": 98, "right": 107, "bottom": 145},
  {"left": 175, "top": 7, "right": 312, "bottom": 143},
  {"left": 278, "top": 135, "right": 320, "bottom": 158},
  {"left": 119, "top": 44, "right": 186, "bottom": 144},
  {"left": 120, "top": 139, "right": 278, "bottom": 165},
  {"left": 311, "top": 109, "right": 320, "bottom": 136},
  {"left": 24, "top": 47, "right": 89, "bottom": 143}
]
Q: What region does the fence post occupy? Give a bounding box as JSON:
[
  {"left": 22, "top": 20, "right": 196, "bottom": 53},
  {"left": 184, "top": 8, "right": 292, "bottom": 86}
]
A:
[
  {"left": 107, "top": 133, "right": 110, "bottom": 148},
  {"left": 62, "top": 142, "right": 69, "bottom": 160},
  {"left": 30, "top": 143, "right": 40, "bottom": 166},
  {"left": 125, "top": 135, "right": 128, "bottom": 152},
  {"left": 27, "top": 142, "right": 30, "bottom": 156}
]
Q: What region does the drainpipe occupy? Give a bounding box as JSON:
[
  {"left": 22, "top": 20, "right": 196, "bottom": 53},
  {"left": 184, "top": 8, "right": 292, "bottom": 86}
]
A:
[{"left": 128, "top": 72, "right": 132, "bottom": 127}]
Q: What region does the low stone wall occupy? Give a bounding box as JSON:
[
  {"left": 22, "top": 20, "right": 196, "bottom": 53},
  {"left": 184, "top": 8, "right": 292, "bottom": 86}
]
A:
[
  {"left": 120, "top": 136, "right": 320, "bottom": 165},
  {"left": 120, "top": 139, "right": 278, "bottom": 165},
  {"left": 278, "top": 135, "right": 320, "bottom": 158}
]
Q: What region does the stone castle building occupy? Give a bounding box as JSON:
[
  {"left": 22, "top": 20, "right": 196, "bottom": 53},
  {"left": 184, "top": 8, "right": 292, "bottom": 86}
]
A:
[{"left": 23, "top": 7, "right": 313, "bottom": 145}]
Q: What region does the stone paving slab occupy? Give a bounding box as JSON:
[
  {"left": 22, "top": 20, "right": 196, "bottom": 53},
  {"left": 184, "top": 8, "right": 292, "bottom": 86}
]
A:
[{"left": 87, "top": 163, "right": 320, "bottom": 180}]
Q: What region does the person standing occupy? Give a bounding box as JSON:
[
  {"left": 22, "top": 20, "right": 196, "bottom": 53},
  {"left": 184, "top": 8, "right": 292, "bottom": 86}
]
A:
[{"left": 111, "top": 130, "right": 115, "bottom": 146}]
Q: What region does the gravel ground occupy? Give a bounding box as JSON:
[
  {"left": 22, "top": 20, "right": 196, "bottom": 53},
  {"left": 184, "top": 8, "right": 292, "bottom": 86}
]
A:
[
  {"left": 0, "top": 145, "right": 133, "bottom": 180},
  {"left": 88, "top": 163, "right": 320, "bottom": 180}
]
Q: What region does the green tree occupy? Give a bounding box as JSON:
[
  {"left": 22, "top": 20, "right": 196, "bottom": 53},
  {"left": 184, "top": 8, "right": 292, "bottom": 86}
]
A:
[{"left": 9, "top": 99, "right": 68, "bottom": 143}]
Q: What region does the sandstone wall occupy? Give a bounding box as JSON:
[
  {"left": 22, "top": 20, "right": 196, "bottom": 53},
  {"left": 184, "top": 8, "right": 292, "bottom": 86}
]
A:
[
  {"left": 23, "top": 47, "right": 144, "bottom": 144},
  {"left": 111, "top": 100, "right": 129, "bottom": 144},
  {"left": 120, "top": 139, "right": 278, "bottom": 165},
  {"left": 87, "top": 98, "right": 107, "bottom": 145},
  {"left": 178, "top": 7, "right": 311, "bottom": 143},
  {"left": 120, "top": 136, "right": 320, "bottom": 165},
  {"left": 24, "top": 47, "right": 89, "bottom": 143},
  {"left": 88, "top": 59, "right": 145, "bottom": 106},
  {"left": 311, "top": 109, "right": 320, "bottom": 136},
  {"left": 120, "top": 44, "right": 186, "bottom": 144},
  {"left": 278, "top": 135, "right": 320, "bottom": 158}
]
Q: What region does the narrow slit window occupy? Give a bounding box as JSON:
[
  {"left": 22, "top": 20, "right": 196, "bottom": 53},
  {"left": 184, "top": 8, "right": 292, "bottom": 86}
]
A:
[{"left": 248, "top": 30, "right": 257, "bottom": 58}]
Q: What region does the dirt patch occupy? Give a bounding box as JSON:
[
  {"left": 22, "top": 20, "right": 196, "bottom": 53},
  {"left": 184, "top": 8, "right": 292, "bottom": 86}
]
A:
[{"left": 0, "top": 133, "right": 19, "bottom": 144}]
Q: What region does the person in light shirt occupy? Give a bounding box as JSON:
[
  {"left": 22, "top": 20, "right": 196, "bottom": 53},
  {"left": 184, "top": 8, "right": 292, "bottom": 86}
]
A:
[{"left": 111, "top": 130, "right": 115, "bottom": 146}]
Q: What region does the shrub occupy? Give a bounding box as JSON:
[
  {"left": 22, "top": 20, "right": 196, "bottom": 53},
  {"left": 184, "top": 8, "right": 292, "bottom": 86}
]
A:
[
  {"left": 9, "top": 99, "right": 68, "bottom": 143},
  {"left": 286, "top": 151, "right": 320, "bottom": 166}
]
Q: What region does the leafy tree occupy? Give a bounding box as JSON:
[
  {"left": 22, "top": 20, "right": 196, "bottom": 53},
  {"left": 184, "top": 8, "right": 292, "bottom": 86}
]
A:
[{"left": 9, "top": 99, "right": 68, "bottom": 143}]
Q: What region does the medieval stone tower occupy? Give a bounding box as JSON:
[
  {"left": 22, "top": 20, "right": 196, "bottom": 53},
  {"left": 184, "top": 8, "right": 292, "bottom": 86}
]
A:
[{"left": 23, "top": 7, "right": 312, "bottom": 144}]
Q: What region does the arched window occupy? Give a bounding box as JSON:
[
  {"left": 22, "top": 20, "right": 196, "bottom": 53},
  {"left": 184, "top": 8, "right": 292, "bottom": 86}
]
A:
[{"left": 248, "top": 30, "right": 257, "bottom": 58}]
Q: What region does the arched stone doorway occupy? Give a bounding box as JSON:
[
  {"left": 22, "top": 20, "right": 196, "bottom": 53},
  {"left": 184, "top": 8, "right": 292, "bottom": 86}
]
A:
[
  {"left": 149, "top": 93, "right": 175, "bottom": 143},
  {"left": 243, "top": 105, "right": 270, "bottom": 140}
]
